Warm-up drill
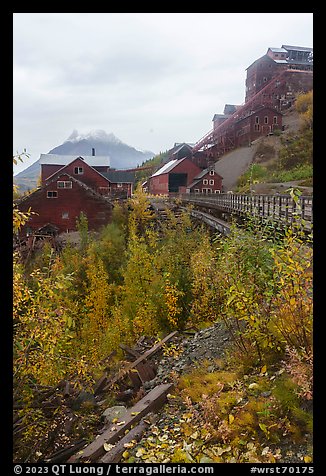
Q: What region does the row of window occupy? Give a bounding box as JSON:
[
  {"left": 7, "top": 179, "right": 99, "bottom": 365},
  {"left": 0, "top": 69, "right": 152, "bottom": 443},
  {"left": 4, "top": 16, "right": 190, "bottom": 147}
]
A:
[
  {"left": 255, "top": 116, "right": 278, "bottom": 125},
  {"left": 47, "top": 181, "right": 125, "bottom": 198},
  {"left": 203, "top": 179, "right": 215, "bottom": 185},
  {"left": 194, "top": 189, "right": 221, "bottom": 194}
]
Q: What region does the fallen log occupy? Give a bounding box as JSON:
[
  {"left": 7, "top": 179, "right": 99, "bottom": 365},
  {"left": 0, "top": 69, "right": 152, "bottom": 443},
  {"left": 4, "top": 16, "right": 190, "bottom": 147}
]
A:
[{"left": 68, "top": 382, "right": 174, "bottom": 463}]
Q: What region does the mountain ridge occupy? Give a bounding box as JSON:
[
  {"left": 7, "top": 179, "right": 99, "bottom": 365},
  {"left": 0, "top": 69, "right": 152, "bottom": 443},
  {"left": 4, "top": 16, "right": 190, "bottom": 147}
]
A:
[{"left": 14, "top": 130, "right": 155, "bottom": 192}]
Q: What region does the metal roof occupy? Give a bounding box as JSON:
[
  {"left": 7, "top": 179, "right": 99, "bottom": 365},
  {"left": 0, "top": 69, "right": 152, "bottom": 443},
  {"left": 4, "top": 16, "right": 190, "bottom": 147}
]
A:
[
  {"left": 269, "top": 47, "right": 287, "bottom": 53},
  {"left": 151, "top": 159, "right": 180, "bottom": 177},
  {"left": 282, "top": 45, "right": 313, "bottom": 52},
  {"left": 39, "top": 154, "right": 111, "bottom": 167},
  {"left": 101, "top": 170, "right": 135, "bottom": 183}
]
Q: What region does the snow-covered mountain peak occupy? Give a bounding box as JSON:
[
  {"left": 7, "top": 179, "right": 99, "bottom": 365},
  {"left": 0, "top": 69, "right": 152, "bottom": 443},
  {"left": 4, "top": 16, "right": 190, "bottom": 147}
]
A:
[{"left": 65, "top": 129, "right": 122, "bottom": 144}]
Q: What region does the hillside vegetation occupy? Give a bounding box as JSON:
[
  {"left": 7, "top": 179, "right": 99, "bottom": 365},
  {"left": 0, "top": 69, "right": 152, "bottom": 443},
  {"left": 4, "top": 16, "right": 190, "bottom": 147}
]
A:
[{"left": 13, "top": 183, "right": 313, "bottom": 463}]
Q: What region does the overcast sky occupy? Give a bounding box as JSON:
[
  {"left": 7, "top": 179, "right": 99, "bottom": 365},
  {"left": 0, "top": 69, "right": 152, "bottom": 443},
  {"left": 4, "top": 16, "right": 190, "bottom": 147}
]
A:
[{"left": 13, "top": 12, "right": 313, "bottom": 174}]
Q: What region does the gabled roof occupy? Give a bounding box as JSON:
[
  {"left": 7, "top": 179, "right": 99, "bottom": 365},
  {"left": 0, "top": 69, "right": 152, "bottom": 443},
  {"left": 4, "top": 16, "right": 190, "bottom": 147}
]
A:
[
  {"left": 187, "top": 167, "right": 223, "bottom": 189},
  {"left": 173, "top": 142, "right": 195, "bottom": 148},
  {"left": 246, "top": 53, "right": 274, "bottom": 70},
  {"left": 171, "top": 143, "right": 193, "bottom": 157},
  {"left": 212, "top": 113, "right": 233, "bottom": 122},
  {"left": 223, "top": 104, "right": 240, "bottom": 115},
  {"left": 17, "top": 172, "right": 113, "bottom": 205},
  {"left": 40, "top": 153, "right": 110, "bottom": 167},
  {"left": 151, "top": 159, "right": 180, "bottom": 177},
  {"left": 44, "top": 156, "right": 111, "bottom": 184}
]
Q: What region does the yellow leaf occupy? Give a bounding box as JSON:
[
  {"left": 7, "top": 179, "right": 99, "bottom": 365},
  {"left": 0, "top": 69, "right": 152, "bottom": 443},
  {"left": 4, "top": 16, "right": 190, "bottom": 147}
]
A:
[
  {"left": 261, "top": 365, "right": 267, "bottom": 374},
  {"left": 122, "top": 451, "right": 129, "bottom": 459},
  {"left": 304, "top": 456, "right": 312, "bottom": 463},
  {"left": 229, "top": 414, "right": 235, "bottom": 425},
  {"left": 290, "top": 298, "right": 296, "bottom": 306},
  {"left": 103, "top": 442, "right": 114, "bottom": 452}
]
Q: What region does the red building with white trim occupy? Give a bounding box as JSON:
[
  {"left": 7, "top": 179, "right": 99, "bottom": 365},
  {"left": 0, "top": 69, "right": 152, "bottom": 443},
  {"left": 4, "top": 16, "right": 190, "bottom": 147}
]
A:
[
  {"left": 148, "top": 158, "right": 202, "bottom": 195},
  {"left": 16, "top": 172, "right": 113, "bottom": 235},
  {"left": 186, "top": 167, "right": 223, "bottom": 194},
  {"left": 16, "top": 154, "right": 137, "bottom": 236}
]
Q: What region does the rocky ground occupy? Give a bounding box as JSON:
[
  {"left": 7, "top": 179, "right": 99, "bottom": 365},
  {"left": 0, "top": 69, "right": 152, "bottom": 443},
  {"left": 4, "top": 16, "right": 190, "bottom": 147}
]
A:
[
  {"left": 100, "top": 323, "right": 313, "bottom": 464},
  {"left": 29, "top": 321, "right": 312, "bottom": 464}
]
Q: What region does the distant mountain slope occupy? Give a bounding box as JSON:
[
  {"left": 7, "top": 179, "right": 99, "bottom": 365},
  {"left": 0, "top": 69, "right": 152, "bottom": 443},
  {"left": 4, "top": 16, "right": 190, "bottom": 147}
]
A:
[{"left": 14, "top": 130, "right": 155, "bottom": 192}]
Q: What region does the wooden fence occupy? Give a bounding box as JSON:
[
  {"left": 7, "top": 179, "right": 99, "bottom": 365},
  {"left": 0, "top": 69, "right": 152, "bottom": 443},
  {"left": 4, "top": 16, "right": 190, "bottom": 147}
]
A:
[{"left": 177, "top": 193, "right": 313, "bottom": 231}]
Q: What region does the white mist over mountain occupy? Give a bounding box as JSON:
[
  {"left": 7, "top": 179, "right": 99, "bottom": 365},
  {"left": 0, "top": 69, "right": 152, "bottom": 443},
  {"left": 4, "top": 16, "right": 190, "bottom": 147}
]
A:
[
  {"left": 66, "top": 129, "right": 123, "bottom": 145},
  {"left": 14, "top": 130, "right": 155, "bottom": 191}
]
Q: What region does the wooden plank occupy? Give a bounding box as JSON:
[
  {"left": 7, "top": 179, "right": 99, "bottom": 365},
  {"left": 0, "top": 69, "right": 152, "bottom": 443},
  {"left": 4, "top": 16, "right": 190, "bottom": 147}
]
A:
[
  {"left": 69, "top": 383, "right": 173, "bottom": 463},
  {"left": 101, "top": 331, "right": 178, "bottom": 392},
  {"left": 99, "top": 419, "right": 149, "bottom": 463},
  {"left": 119, "top": 344, "right": 141, "bottom": 360},
  {"left": 135, "top": 361, "right": 156, "bottom": 383},
  {"left": 45, "top": 439, "right": 87, "bottom": 463},
  {"left": 93, "top": 373, "right": 108, "bottom": 396}
]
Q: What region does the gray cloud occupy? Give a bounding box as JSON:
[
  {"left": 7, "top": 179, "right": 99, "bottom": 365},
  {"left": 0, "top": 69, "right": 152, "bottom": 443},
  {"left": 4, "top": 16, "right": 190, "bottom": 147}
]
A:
[{"left": 13, "top": 12, "right": 313, "bottom": 174}]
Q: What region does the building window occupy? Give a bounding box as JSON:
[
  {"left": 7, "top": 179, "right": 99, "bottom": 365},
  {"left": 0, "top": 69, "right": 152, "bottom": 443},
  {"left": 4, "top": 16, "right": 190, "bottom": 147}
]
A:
[
  {"left": 194, "top": 189, "right": 200, "bottom": 193},
  {"left": 209, "top": 179, "right": 214, "bottom": 185},
  {"left": 275, "top": 54, "right": 279, "bottom": 57},
  {"left": 209, "top": 170, "right": 215, "bottom": 176},
  {"left": 98, "top": 186, "right": 110, "bottom": 194},
  {"left": 74, "top": 167, "right": 83, "bottom": 175},
  {"left": 255, "top": 116, "right": 259, "bottom": 124},
  {"left": 273, "top": 116, "right": 278, "bottom": 124},
  {"left": 47, "top": 191, "right": 58, "bottom": 198},
  {"left": 214, "top": 190, "right": 221, "bottom": 193},
  {"left": 203, "top": 179, "right": 208, "bottom": 185},
  {"left": 254, "top": 124, "right": 260, "bottom": 132},
  {"left": 57, "top": 181, "right": 72, "bottom": 188},
  {"left": 264, "top": 116, "right": 268, "bottom": 124},
  {"left": 62, "top": 212, "right": 69, "bottom": 219}
]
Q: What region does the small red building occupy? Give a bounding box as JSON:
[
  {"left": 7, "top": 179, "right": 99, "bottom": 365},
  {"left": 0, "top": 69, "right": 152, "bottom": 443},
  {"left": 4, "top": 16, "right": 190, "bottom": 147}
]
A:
[
  {"left": 16, "top": 154, "right": 137, "bottom": 236},
  {"left": 148, "top": 158, "right": 202, "bottom": 195},
  {"left": 16, "top": 172, "right": 113, "bottom": 236},
  {"left": 186, "top": 167, "right": 223, "bottom": 194}
]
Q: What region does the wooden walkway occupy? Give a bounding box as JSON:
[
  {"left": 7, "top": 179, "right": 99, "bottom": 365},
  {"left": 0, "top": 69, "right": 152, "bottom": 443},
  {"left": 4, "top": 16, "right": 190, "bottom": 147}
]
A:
[{"left": 177, "top": 193, "right": 313, "bottom": 232}]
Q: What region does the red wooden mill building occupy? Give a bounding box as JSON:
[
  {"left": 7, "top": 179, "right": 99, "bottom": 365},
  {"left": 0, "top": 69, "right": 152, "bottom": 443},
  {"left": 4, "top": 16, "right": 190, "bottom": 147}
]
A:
[
  {"left": 192, "top": 44, "right": 313, "bottom": 160},
  {"left": 16, "top": 154, "right": 135, "bottom": 236}
]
